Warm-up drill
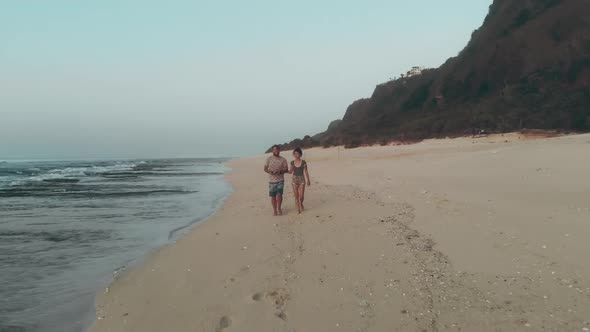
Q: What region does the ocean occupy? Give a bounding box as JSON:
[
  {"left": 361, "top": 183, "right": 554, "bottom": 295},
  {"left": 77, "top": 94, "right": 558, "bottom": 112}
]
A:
[{"left": 0, "top": 158, "right": 232, "bottom": 332}]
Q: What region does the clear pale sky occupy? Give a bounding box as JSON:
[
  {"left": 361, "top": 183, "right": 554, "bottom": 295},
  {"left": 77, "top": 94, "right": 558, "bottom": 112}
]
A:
[{"left": 1, "top": 1, "right": 490, "bottom": 159}]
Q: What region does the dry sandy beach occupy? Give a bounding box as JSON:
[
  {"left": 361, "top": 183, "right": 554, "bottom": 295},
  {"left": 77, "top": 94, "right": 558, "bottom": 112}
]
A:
[{"left": 90, "top": 133, "right": 590, "bottom": 332}]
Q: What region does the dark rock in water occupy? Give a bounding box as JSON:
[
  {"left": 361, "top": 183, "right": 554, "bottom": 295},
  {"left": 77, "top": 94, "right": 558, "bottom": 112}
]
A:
[
  {"left": 42, "top": 178, "right": 80, "bottom": 183},
  {"left": 275, "top": 0, "right": 590, "bottom": 151}
]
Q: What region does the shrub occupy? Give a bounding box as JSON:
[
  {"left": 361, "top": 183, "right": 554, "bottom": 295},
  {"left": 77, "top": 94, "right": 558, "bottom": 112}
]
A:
[
  {"left": 513, "top": 9, "right": 531, "bottom": 28},
  {"left": 567, "top": 57, "right": 590, "bottom": 82},
  {"left": 344, "top": 138, "right": 362, "bottom": 149},
  {"left": 571, "top": 111, "right": 589, "bottom": 130},
  {"left": 550, "top": 21, "right": 564, "bottom": 42},
  {"left": 542, "top": 0, "right": 561, "bottom": 9},
  {"left": 402, "top": 80, "right": 433, "bottom": 111},
  {"left": 478, "top": 81, "right": 491, "bottom": 97}
]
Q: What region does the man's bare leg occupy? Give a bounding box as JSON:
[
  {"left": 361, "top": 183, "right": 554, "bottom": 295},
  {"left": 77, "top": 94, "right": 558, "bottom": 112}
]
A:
[
  {"left": 271, "top": 196, "right": 278, "bottom": 216},
  {"left": 276, "top": 193, "right": 283, "bottom": 215}
]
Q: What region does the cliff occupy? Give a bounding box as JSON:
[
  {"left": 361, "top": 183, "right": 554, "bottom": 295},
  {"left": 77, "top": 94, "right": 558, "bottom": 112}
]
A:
[{"left": 272, "top": 0, "right": 590, "bottom": 151}]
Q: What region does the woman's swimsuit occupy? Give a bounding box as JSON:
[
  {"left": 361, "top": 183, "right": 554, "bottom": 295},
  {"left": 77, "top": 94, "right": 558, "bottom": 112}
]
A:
[{"left": 291, "top": 160, "right": 307, "bottom": 185}]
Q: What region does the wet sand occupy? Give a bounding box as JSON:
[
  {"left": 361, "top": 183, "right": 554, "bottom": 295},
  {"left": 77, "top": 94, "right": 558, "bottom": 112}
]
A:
[{"left": 90, "top": 133, "right": 590, "bottom": 332}]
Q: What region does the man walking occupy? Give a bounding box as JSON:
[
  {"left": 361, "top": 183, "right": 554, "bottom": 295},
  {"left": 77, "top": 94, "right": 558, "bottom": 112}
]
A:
[{"left": 264, "top": 145, "right": 288, "bottom": 216}]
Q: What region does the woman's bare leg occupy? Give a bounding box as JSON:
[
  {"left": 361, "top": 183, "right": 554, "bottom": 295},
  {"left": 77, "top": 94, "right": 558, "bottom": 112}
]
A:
[
  {"left": 299, "top": 184, "right": 306, "bottom": 211},
  {"left": 292, "top": 183, "right": 301, "bottom": 213}
]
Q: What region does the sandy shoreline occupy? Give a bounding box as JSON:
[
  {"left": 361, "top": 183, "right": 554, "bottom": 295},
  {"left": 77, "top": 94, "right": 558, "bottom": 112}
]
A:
[{"left": 90, "top": 133, "right": 590, "bottom": 332}]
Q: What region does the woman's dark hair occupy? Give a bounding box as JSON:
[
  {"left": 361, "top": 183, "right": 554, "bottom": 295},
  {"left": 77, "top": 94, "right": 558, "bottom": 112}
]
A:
[{"left": 293, "top": 147, "right": 303, "bottom": 156}]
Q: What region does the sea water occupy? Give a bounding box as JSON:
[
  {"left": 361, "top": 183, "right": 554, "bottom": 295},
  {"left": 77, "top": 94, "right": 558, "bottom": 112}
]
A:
[{"left": 0, "top": 158, "right": 232, "bottom": 332}]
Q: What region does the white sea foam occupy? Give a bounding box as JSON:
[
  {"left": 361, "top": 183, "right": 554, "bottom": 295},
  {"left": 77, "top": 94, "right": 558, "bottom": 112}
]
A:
[
  {"left": 48, "top": 163, "right": 137, "bottom": 176},
  {"left": 5, "top": 162, "right": 139, "bottom": 187}
]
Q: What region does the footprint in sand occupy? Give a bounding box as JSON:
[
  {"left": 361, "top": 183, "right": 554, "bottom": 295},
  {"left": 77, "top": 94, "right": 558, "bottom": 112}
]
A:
[
  {"left": 251, "top": 289, "right": 290, "bottom": 321},
  {"left": 252, "top": 292, "right": 263, "bottom": 302},
  {"left": 276, "top": 310, "right": 287, "bottom": 321},
  {"left": 216, "top": 316, "right": 232, "bottom": 331},
  {"left": 266, "top": 288, "right": 290, "bottom": 308}
]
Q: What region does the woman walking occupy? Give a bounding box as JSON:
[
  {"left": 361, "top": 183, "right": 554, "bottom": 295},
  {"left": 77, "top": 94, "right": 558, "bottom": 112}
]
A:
[{"left": 289, "top": 147, "right": 311, "bottom": 214}]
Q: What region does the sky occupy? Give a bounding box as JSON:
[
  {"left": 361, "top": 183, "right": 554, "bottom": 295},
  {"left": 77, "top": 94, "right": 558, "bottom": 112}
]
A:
[{"left": 0, "top": 0, "right": 491, "bottom": 159}]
